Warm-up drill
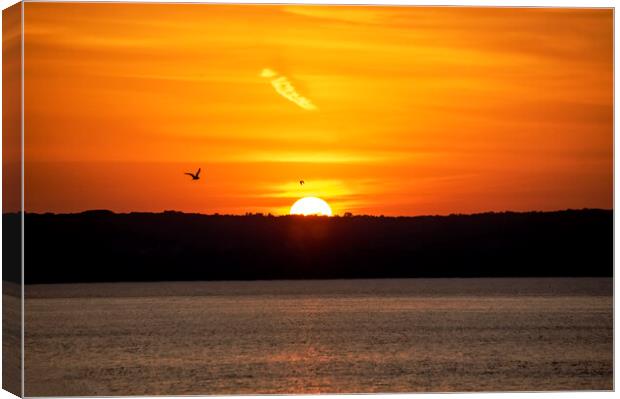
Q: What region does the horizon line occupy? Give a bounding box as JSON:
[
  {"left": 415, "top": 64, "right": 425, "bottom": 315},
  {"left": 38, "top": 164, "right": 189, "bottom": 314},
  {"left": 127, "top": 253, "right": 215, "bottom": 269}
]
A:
[{"left": 10, "top": 207, "right": 613, "bottom": 218}]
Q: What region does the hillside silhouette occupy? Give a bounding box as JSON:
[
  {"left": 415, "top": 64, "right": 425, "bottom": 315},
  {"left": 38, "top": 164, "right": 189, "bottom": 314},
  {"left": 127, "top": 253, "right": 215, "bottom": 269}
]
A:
[{"left": 5, "top": 209, "right": 613, "bottom": 284}]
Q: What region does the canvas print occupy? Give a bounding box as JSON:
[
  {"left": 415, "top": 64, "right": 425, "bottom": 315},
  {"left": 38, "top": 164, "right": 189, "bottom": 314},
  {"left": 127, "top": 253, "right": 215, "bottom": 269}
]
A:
[{"left": 2, "top": 2, "right": 613, "bottom": 396}]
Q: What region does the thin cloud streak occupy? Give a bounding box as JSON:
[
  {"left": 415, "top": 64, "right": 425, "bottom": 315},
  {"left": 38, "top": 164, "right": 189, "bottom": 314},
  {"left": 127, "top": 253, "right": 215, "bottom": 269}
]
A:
[{"left": 261, "top": 68, "right": 318, "bottom": 111}]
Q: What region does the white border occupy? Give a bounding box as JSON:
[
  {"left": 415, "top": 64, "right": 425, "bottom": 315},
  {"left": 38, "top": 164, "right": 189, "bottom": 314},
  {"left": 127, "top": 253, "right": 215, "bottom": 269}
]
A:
[{"left": 0, "top": 1, "right": 616, "bottom": 399}]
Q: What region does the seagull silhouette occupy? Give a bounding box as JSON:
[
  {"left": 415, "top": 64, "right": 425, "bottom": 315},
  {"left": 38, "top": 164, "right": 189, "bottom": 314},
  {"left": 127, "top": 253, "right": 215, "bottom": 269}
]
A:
[
  {"left": 299, "top": 180, "right": 305, "bottom": 185},
  {"left": 185, "top": 168, "right": 201, "bottom": 180}
]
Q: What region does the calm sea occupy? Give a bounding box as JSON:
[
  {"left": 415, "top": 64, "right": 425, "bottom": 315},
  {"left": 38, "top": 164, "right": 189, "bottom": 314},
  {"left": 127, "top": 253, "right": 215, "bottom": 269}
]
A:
[{"left": 23, "top": 278, "right": 612, "bottom": 395}]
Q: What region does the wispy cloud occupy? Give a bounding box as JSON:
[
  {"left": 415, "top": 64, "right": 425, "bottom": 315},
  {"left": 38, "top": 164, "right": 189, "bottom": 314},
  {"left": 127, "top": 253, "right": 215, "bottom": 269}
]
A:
[{"left": 260, "top": 68, "right": 317, "bottom": 111}]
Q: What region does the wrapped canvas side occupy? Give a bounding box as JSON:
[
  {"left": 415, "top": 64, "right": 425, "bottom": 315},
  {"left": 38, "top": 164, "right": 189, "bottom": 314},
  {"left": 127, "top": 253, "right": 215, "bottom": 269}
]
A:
[{"left": 2, "top": 1, "right": 23, "bottom": 397}]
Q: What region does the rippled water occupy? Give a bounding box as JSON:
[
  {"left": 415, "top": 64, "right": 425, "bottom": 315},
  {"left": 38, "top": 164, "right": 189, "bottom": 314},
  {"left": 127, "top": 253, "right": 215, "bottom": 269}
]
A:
[{"left": 24, "top": 278, "right": 612, "bottom": 395}]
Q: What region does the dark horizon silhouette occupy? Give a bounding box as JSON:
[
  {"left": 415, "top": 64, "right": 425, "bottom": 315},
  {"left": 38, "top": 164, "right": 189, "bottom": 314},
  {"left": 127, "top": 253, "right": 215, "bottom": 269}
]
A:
[
  {"left": 9, "top": 206, "right": 613, "bottom": 218},
  {"left": 3, "top": 208, "right": 612, "bottom": 284}
]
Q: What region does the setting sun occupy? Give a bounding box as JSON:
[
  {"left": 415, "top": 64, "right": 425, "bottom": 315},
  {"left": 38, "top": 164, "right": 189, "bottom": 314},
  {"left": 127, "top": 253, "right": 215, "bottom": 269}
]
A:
[{"left": 290, "top": 197, "right": 333, "bottom": 216}]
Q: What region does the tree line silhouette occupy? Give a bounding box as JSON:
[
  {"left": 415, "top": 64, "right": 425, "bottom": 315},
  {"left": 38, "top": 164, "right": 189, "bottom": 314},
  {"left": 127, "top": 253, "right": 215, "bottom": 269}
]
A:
[{"left": 3, "top": 209, "right": 612, "bottom": 284}]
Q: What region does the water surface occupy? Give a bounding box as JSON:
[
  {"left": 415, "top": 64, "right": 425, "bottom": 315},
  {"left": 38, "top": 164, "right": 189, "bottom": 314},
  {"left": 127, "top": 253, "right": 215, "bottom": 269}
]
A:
[{"left": 24, "top": 278, "right": 613, "bottom": 395}]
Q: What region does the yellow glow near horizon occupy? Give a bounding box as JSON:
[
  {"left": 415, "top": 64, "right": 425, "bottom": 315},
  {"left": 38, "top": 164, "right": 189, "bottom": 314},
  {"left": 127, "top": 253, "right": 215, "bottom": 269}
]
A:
[{"left": 290, "top": 197, "right": 333, "bottom": 216}]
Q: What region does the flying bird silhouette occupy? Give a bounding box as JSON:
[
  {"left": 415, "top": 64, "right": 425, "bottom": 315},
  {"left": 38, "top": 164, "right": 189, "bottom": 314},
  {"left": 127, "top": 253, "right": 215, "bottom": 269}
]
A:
[
  {"left": 185, "top": 168, "right": 201, "bottom": 180},
  {"left": 299, "top": 180, "right": 305, "bottom": 186}
]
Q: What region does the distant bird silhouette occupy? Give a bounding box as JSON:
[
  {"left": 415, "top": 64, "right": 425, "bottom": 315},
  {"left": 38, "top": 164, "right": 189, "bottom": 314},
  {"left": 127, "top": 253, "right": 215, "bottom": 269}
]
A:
[
  {"left": 299, "top": 180, "right": 305, "bottom": 186},
  {"left": 185, "top": 168, "right": 201, "bottom": 180}
]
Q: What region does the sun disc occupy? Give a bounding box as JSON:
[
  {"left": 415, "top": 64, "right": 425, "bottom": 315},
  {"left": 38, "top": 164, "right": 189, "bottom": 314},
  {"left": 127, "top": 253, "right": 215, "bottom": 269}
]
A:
[{"left": 290, "top": 197, "right": 333, "bottom": 216}]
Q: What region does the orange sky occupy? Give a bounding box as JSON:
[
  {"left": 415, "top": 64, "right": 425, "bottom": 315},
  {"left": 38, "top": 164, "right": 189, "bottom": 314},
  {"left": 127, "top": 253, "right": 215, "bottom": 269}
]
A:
[{"left": 22, "top": 4, "right": 612, "bottom": 216}]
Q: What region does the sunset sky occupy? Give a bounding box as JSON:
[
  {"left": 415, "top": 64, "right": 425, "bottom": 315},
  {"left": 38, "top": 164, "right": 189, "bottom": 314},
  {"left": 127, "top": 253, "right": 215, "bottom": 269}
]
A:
[{"left": 22, "top": 3, "right": 612, "bottom": 216}]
